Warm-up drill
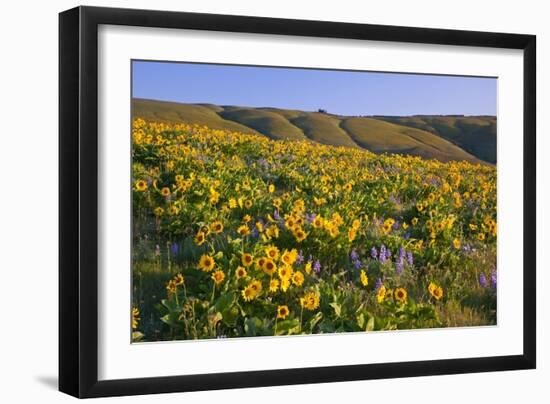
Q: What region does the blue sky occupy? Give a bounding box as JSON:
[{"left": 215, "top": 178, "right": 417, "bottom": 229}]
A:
[{"left": 132, "top": 60, "right": 496, "bottom": 116}]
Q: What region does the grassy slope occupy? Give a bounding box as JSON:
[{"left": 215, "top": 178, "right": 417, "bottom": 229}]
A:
[
  {"left": 132, "top": 99, "right": 259, "bottom": 134},
  {"left": 219, "top": 107, "right": 306, "bottom": 141},
  {"left": 133, "top": 99, "right": 490, "bottom": 163},
  {"left": 255, "top": 107, "right": 359, "bottom": 147},
  {"left": 288, "top": 113, "right": 359, "bottom": 148},
  {"left": 378, "top": 116, "right": 496, "bottom": 163},
  {"left": 341, "top": 118, "right": 480, "bottom": 163}
]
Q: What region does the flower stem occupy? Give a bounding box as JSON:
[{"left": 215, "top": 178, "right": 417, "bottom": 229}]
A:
[
  {"left": 299, "top": 306, "right": 303, "bottom": 333},
  {"left": 210, "top": 282, "right": 216, "bottom": 303}
]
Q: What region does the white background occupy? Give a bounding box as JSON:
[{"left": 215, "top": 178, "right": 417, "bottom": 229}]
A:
[
  {"left": 98, "top": 25, "right": 523, "bottom": 380},
  {"left": 0, "top": 0, "right": 547, "bottom": 402}
]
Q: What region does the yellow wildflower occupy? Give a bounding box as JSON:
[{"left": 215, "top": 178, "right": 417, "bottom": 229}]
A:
[
  {"left": 198, "top": 254, "right": 215, "bottom": 272},
  {"left": 360, "top": 270, "right": 369, "bottom": 287},
  {"left": 300, "top": 291, "right": 320, "bottom": 311},
  {"left": 277, "top": 305, "right": 289, "bottom": 319},
  {"left": 211, "top": 270, "right": 225, "bottom": 285},
  {"left": 394, "top": 288, "right": 407, "bottom": 303}
]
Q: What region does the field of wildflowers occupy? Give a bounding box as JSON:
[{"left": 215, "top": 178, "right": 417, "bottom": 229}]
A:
[{"left": 131, "top": 118, "right": 497, "bottom": 342}]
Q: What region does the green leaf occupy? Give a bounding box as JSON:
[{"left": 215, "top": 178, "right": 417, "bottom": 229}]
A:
[
  {"left": 215, "top": 292, "right": 235, "bottom": 312},
  {"left": 221, "top": 306, "right": 239, "bottom": 326},
  {"left": 309, "top": 311, "right": 323, "bottom": 331},
  {"left": 356, "top": 313, "right": 365, "bottom": 329},
  {"left": 160, "top": 314, "right": 175, "bottom": 326},
  {"left": 132, "top": 331, "right": 144, "bottom": 342},
  {"left": 275, "top": 318, "right": 301, "bottom": 335},
  {"left": 329, "top": 302, "right": 342, "bottom": 318},
  {"left": 161, "top": 298, "right": 180, "bottom": 313},
  {"left": 366, "top": 316, "right": 375, "bottom": 332},
  {"left": 245, "top": 317, "right": 263, "bottom": 336}
]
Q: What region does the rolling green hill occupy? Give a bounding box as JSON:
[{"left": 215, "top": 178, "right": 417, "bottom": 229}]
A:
[
  {"left": 341, "top": 118, "right": 479, "bottom": 163},
  {"left": 376, "top": 116, "right": 497, "bottom": 163},
  {"left": 218, "top": 107, "right": 306, "bottom": 141},
  {"left": 133, "top": 99, "right": 494, "bottom": 164},
  {"left": 132, "top": 99, "right": 258, "bottom": 134},
  {"left": 289, "top": 113, "right": 358, "bottom": 148}
]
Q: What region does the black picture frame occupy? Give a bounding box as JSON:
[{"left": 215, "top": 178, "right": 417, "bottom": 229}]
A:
[{"left": 59, "top": 5, "right": 536, "bottom": 398}]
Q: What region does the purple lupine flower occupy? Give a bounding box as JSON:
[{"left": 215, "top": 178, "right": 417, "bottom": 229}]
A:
[
  {"left": 170, "top": 242, "right": 179, "bottom": 256},
  {"left": 350, "top": 249, "right": 359, "bottom": 261},
  {"left": 375, "top": 278, "right": 383, "bottom": 290},
  {"left": 296, "top": 250, "right": 304, "bottom": 265},
  {"left": 273, "top": 210, "right": 281, "bottom": 221},
  {"left": 370, "top": 246, "right": 378, "bottom": 259},
  {"left": 353, "top": 259, "right": 362, "bottom": 270},
  {"left": 379, "top": 245, "right": 387, "bottom": 262},
  {"left": 399, "top": 247, "right": 406, "bottom": 260},
  {"left": 251, "top": 228, "right": 259, "bottom": 238},
  {"left": 404, "top": 231, "right": 411, "bottom": 239},
  {"left": 479, "top": 272, "right": 488, "bottom": 288},
  {"left": 313, "top": 259, "right": 321, "bottom": 274},
  {"left": 306, "top": 213, "right": 316, "bottom": 224},
  {"left": 490, "top": 268, "right": 497, "bottom": 289},
  {"left": 395, "top": 259, "right": 404, "bottom": 275},
  {"left": 406, "top": 251, "right": 414, "bottom": 267},
  {"left": 392, "top": 221, "right": 400, "bottom": 230}
]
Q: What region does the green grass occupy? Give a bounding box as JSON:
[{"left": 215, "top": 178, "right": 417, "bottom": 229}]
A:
[
  {"left": 132, "top": 99, "right": 258, "bottom": 134},
  {"left": 341, "top": 117, "right": 481, "bottom": 163},
  {"left": 219, "top": 107, "right": 306, "bottom": 141},
  {"left": 289, "top": 113, "right": 359, "bottom": 148},
  {"left": 378, "top": 116, "right": 496, "bottom": 163},
  {"left": 247, "top": 108, "right": 359, "bottom": 148},
  {"left": 260, "top": 107, "right": 307, "bottom": 120},
  {"left": 133, "top": 98, "right": 494, "bottom": 164}
]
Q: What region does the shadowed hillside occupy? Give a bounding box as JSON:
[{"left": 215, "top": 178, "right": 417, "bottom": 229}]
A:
[
  {"left": 341, "top": 118, "right": 479, "bottom": 163},
  {"left": 376, "top": 116, "right": 496, "bottom": 163},
  {"left": 133, "top": 99, "right": 493, "bottom": 164},
  {"left": 261, "top": 108, "right": 359, "bottom": 148},
  {"left": 219, "top": 107, "right": 306, "bottom": 141},
  {"left": 289, "top": 113, "right": 358, "bottom": 148}
]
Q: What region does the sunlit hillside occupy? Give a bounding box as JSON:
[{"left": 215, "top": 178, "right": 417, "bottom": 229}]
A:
[{"left": 133, "top": 99, "right": 495, "bottom": 164}]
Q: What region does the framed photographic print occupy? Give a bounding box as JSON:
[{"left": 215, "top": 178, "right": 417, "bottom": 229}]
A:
[{"left": 59, "top": 6, "right": 536, "bottom": 398}]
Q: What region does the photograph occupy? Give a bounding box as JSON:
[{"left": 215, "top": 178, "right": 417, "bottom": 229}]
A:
[{"left": 130, "top": 60, "right": 497, "bottom": 343}]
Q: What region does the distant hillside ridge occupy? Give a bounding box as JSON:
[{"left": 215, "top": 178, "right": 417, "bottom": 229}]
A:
[
  {"left": 373, "top": 115, "right": 496, "bottom": 164},
  {"left": 133, "top": 98, "right": 495, "bottom": 164}
]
